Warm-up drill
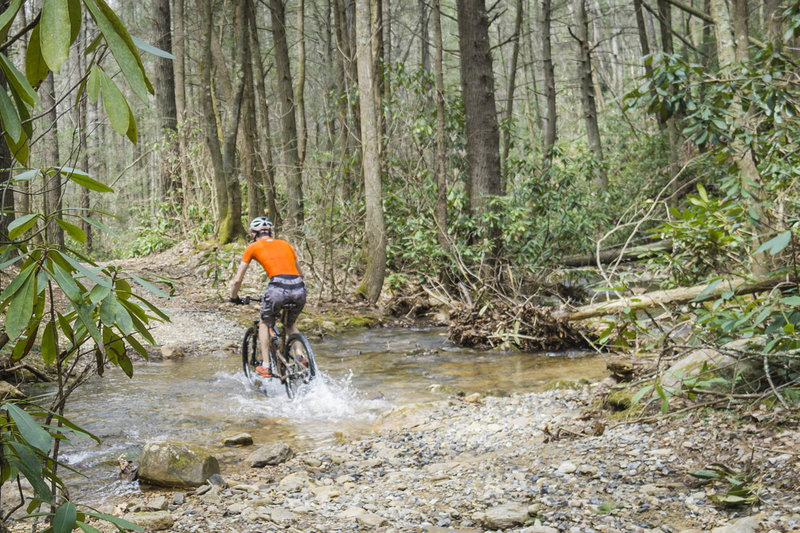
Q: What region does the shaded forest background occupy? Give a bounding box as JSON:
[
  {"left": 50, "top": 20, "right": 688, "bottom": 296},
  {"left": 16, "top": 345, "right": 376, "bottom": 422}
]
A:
[{"left": 0, "top": 0, "right": 798, "bottom": 306}]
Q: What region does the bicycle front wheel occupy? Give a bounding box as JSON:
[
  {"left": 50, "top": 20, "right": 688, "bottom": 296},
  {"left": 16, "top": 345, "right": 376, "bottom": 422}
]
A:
[
  {"left": 241, "top": 326, "right": 259, "bottom": 383},
  {"left": 283, "top": 333, "right": 317, "bottom": 398}
]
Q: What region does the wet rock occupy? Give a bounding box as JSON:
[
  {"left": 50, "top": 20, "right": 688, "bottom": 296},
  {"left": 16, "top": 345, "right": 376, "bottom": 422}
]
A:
[
  {"left": 247, "top": 443, "right": 294, "bottom": 467},
  {"left": 172, "top": 492, "right": 185, "bottom": 505},
  {"left": 160, "top": 344, "right": 185, "bottom": 359},
  {"left": 138, "top": 442, "right": 220, "bottom": 488},
  {"left": 484, "top": 502, "right": 530, "bottom": 529},
  {"left": 127, "top": 511, "right": 174, "bottom": 531},
  {"left": 223, "top": 433, "right": 253, "bottom": 446}
]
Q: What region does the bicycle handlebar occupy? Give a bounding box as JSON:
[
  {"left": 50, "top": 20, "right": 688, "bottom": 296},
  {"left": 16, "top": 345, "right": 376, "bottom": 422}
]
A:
[{"left": 230, "top": 296, "right": 252, "bottom": 305}]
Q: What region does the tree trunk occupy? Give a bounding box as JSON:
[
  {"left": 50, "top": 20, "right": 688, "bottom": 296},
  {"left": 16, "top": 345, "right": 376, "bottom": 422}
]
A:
[
  {"left": 419, "top": 0, "right": 430, "bottom": 71},
  {"left": 248, "top": 0, "right": 281, "bottom": 227},
  {"left": 199, "top": 0, "right": 246, "bottom": 244},
  {"left": 573, "top": 0, "right": 606, "bottom": 188},
  {"left": 456, "top": 0, "right": 503, "bottom": 221},
  {"left": 709, "top": 0, "right": 770, "bottom": 274},
  {"left": 296, "top": 0, "right": 308, "bottom": 165},
  {"left": 173, "top": 0, "right": 190, "bottom": 211},
  {"left": 633, "top": 0, "right": 663, "bottom": 129},
  {"left": 0, "top": 69, "right": 12, "bottom": 244},
  {"left": 354, "top": 0, "right": 387, "bottom": 303},
  {"left": 153, "top": 0, "right": 179, "bottom": 200},
  {"left": 41, "top": 73, "right": 64, "bottom": 247},
  {"left": 541, "top": 0, "right": 557, "bottom": 167},
  {"left": 241, "top": 33, "right": 264, "bottom": 221},
  {"left": 334, "top": 0, "right": 359, "bottom": 199},
  {"left": 501, "top": 0, "right": 523, "bottom": 176},
  {"left": 270, "top": 0, "right": 304, "bottom": 231},
  {"left": 433, "top": 0, "right": 448, "bottom": 251}
]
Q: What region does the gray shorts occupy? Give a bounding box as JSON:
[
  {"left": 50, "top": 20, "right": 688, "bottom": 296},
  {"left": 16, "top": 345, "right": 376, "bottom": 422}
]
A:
[{"left": 260, "top": 275, "right": 306, "bottom": 328}]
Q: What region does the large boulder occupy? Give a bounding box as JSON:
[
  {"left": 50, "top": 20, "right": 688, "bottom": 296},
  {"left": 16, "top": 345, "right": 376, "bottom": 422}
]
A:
[
  {"left": 138, "top": 442, "right": 220, "bottom": 488},
  {"left": 661, "top": 339, "right": 761, "bottom": 392}
]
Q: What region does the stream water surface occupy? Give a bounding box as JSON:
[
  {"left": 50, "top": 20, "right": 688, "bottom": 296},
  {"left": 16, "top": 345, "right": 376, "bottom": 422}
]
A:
[{"left": 37, "top": 328, "right": 607, "bottom": 503}]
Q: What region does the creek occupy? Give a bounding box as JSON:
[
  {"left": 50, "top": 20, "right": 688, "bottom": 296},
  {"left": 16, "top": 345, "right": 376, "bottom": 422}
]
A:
[{"left": 34, "top": 328, "right": 607, "bottom": 504}]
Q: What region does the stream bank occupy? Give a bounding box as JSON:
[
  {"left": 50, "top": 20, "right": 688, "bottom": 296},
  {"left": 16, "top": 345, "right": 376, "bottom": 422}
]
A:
[{"left": 72, "top": 386, "right": 800, "bottom": 532}]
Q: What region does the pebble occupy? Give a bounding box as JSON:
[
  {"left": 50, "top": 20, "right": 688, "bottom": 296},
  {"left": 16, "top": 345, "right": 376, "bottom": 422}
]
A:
[{"left": 79, "top": 388, "right": 799, "bottom": 533}]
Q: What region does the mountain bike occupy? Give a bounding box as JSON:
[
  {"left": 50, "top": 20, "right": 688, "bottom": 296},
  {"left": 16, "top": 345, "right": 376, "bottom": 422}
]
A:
[{"left": 235, "top": 296, "right": 317, "bottom": 399}]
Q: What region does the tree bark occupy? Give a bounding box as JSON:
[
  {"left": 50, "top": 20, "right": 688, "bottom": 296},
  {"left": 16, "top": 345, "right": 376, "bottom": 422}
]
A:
[
  {"left": 199, "top": 0, "right": 246, "bottom": 243},
  {"left": 433, "top": 0, "right": 448, "bottom": 251},
  {"left": 559, "top": 274, "right": 794, "bottom": 321},
  {"left": 270, "top": 0, "right": 304, "bottom": 231},
  {"left": 633, "top": 0, "right": 663, "bottom": 128},
  {"left": 153, "top": 0, "right": 179, "bottom": 200},
  {"left": 296, "top": 0, "right": 308, "bottom": 165},
  {"left": 241, "top": 29, "right": 264, "bottom": 221},
  {"left": 419, "top": 0, "right": 430, "bottom": 71},
  {"left": 573, "top": 0, "right": 606, "bottom": 188},
  {"left": 501, "top": 0, "right": 523, "bottom": 176},
  {"left": 0, "top": 68, "right": 12, "bottom": 244},
  {"left": 540, "top": 0, "right": 557, "bottom": 167},
  {"left": 709, "top": 0, "right": 770, "bottom": 274},
  {"left": 41, "top": 73, "right": 63, "bottom": 247},
  {"left": 173, "top": 0, "right": 190, "bottom": 211},
  {"left": 561, "top": 239, "right": 674, "bottom": 267},
  {"left": 456, "top": 0, "right": 503, "bottom": 221},
  {"left": 355, "top": 0, "right": 387, "bottom": 303},
  {"left": 247, "top": 0, "right": 281, "bottom": 227}
]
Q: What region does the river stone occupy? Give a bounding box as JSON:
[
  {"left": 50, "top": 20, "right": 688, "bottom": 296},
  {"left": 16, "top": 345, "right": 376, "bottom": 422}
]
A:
[
  {"left": 138, "top": 442, "right": 220, "bottom": 488},
  {"left": 247, "top": 443, "right": 294, "bottom": 467},
  {"left": 0, "top": 380, "right": 25, "bottom": 400},
  {"left": 223, "top": 433, "right": 253, "bottom": 446},
  {"left": 278, "top": 471, "right": 311, "bottom": 492},
  {"left": 484, "top": 503, "right": 530, "bottom": 529},
  {"left": 127, "top": 511, "right": 174, "bottom": 531},
  {"left": 160, "top": 344, "right": 185, "bottom": 359},
  {"left": 711, "top": 514, "right": 764, "bottom": 533}
]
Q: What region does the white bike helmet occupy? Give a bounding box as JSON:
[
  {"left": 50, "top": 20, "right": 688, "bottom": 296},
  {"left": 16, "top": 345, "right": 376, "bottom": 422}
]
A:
[{"left": 249, "top": 216, "right": 274, "bottom": 235}]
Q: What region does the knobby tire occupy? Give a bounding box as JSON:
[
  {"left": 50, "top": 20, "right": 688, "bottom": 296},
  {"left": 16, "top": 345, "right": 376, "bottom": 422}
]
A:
[{"left": 283, "top": 333, "right": 317, "bottom": 399}]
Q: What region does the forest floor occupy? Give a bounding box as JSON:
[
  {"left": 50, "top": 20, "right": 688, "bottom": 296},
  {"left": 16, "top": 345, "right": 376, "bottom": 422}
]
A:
[{"left": 7, "top": 242, "right": 800, "bottom": 532}]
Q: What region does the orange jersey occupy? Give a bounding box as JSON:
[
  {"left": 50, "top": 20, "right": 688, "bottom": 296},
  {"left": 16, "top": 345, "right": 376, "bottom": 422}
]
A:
[{"left": 241, "top": 238, "right": 300, "bottom": 278}]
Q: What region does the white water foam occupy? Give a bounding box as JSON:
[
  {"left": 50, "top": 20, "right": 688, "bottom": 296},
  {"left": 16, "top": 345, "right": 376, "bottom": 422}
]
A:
[{"left": 219, "top": 369, "right": 391, "bottom": 425}]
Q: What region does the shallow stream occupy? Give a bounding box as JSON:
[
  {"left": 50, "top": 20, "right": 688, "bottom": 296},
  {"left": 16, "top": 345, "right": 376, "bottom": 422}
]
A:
[{"left": 36, "top": 328, "right": 607, "bottom": 503}]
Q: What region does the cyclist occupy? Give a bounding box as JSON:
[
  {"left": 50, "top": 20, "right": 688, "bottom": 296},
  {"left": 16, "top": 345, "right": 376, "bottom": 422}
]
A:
[{"left": 230, "top": 216, "right": 306, "bottom": 378}]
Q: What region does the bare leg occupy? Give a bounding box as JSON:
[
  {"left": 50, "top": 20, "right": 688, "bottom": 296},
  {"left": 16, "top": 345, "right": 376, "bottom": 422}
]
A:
[{"left": 257, "top": 322, "right": 271, "bottom": 367}]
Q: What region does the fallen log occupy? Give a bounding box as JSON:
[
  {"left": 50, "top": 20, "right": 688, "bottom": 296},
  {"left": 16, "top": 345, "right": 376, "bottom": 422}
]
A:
[
  {"left": 561, "top": 239, "right": 673, "bottom": 267},
  {"left": 557, "top": 274, "right": 794, "bottom": 322}
]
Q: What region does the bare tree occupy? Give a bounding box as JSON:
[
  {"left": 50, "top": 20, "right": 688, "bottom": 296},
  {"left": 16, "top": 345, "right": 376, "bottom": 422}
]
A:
[
  {"left": 152, "top": 0, "right": 178, "bottom": 199},
  {"left": 354, "top": 0, "right": 387, "bottom": 303},
  {"left": 456, "top": 0, "right": 503, "bottom": 223},
  {"left": 270, "top": 0, "right": 304, "bottom": 231},
  {"left": 432, "top": 0, "right": 448, "bottom": 251},
  {"left": 41, "top": 73, "right": 64, "bottom": 247},
  {"left": 541, "top": 0, "right": 557, "bottom": 168},
  {"left": 296, "top": 0, "right": 308, "bottom": 165},
  {"left": 572, "top": 0, "right": 607, "bottom": 187},
  {"left": 501, "top": 0, "right": 524, "bottom": 177}
]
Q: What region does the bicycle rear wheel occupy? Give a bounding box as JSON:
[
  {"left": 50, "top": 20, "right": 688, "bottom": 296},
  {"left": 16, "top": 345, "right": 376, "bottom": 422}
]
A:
[
  {"left": 283, "top": 333, "right": 317, "bottom": 398},
  {"left": 241, "top": 326, "right": 259, "bottom": 383}
]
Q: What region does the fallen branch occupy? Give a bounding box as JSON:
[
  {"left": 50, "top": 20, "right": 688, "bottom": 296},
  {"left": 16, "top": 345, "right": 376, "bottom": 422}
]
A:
[
  {"left": 561, "top": 239, "right": 673, "bottom": 267},
  {"left": 557, "top": 274, "right": 793, "bottom": 322}
]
